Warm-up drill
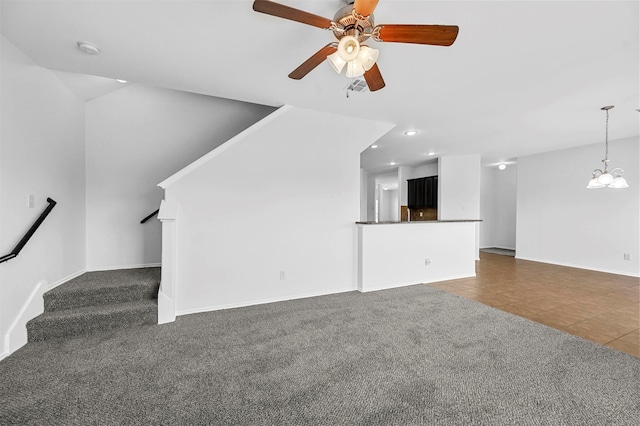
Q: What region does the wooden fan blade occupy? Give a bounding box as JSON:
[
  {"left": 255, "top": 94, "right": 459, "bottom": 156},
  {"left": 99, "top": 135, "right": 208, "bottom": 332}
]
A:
[
  {"left": 363, "top": 63, "right": 385, "bottom": 92},
  {"left": 353, "top": 0, "right": 379, "bottom": 17},
  {"left": 288, "top": 44, "right": 337, "bottom": 80},
  {"left": 375, "top": 24, "right": 459, "bottom": 46},
  {"left": 253, "top": 0, "right": 333, "bottom": 29}
]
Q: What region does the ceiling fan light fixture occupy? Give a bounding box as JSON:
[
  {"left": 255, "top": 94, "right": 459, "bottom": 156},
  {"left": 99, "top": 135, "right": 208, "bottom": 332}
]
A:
[
  {"left": 346, "top": 60, "right": 366, "bottom": 78},
  {"left": 358, "top": 45, "right": 379, "bottom": 71},
  {"left": 337, "top": 35, "right": 360, "bottom": 62},
  {"left": 327, "top": 51, "right": 347, "bottom": 73}
]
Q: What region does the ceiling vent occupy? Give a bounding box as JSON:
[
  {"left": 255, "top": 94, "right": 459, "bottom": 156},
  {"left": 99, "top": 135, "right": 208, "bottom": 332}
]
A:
[{"left": 346, "top": 78, "right": 369, "bottom": 93}]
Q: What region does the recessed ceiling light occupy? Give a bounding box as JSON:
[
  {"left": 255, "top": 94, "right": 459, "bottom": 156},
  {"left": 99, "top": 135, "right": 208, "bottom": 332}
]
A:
[
  {"left": 77, "top": 41, "right": 100, "bottom": 55},
  {"left": 115, "top": 79, "right": 127, "bottom": 83},
  {"left": 389, "top": 162, "right": 396, "bottom": 166},
  {"left": 404, "top": 130, "right": 418, "bottom": 136},
  {"left": 370, "top": 145, "right": 378, "bottom": 149},
  {"left": 498, "top": 163, "right": 507, "bottom": 170},
  {"left": 427, "top": 152, "right": 436, "bottom": 156}
]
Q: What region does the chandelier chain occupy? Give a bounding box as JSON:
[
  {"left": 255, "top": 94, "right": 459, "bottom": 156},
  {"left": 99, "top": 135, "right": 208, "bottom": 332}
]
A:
[{"left": 604, "top": 108, "right": 609, "bottom": 161}]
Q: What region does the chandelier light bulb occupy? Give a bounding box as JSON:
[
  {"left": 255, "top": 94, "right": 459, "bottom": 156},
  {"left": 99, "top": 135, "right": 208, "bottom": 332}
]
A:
[
  {"left": 609, "top": 176, "right": 629, "bottom": 189},
  {"left": 586, "top": 177, "right": 604, "bottom": 189},
  {"left": 597, "top": 172, "right": 613, "bottom": 185}
]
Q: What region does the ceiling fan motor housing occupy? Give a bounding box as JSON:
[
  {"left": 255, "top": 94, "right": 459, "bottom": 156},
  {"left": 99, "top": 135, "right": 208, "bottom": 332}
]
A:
[{"left": 332, "top": 5, "right": 374, "bottom": 42}]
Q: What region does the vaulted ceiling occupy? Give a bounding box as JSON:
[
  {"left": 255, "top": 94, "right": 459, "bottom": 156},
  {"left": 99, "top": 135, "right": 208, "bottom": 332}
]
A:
[{"left": 2, "top": 0, "right": 638, "bottom": 172}]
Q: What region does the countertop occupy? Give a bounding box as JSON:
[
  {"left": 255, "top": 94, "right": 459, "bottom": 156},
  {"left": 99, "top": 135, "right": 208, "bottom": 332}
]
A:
[{"left": 356, "top": 220, "right": 481, "bottom": 225}]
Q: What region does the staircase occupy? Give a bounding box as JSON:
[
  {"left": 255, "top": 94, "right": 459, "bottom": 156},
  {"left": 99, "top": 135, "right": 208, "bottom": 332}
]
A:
[{"left": 27, "top": 268, "right": 160, "bottom": 342}]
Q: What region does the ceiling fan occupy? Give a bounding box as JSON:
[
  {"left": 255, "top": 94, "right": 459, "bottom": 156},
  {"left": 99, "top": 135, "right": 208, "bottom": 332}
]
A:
[{"left": 252, "top": 0, "right": 459, "bottom": 92}]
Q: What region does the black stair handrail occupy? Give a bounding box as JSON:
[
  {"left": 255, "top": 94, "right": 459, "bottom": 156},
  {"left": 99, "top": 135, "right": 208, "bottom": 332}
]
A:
[
  {"left": 0, "top": 197, "right": 57, "bottom": 264},
  {"left": 140, "top": 209, "right": 160, "bottom": 224}
]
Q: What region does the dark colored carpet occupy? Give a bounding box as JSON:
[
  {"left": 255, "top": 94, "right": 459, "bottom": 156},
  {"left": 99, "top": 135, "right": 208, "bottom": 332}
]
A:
[
  {"left": 1, "top": 285, "right": 638, "bottom": 425},
  {"left": 27, "top": 268, "right": 160, "bottom": 342}
]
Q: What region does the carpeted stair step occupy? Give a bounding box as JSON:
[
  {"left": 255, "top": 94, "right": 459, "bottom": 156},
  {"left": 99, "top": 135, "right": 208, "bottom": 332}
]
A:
[
  {"left": 27, "top": 299, "right": 158, "bottom": 342},
  {"left": 44, "top": 268, "right": 160, "bottom": 312}
]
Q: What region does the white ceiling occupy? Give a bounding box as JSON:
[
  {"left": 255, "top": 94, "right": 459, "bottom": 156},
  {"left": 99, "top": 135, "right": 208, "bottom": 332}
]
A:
[
  {"left": 2, "top": 0, "right": 638, "bottom": 172},
  {"left": 47, "top": 69, "right": 130, "bottom": 101}
]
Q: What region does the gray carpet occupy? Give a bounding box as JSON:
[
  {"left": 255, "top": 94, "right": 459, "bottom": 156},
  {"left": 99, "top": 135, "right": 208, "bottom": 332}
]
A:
[
  {"left": 1, "top": 285, "right": 638, "bottom": 425},
  {"left": 27, "top": 268, "right": 160, "bottom": 342}
]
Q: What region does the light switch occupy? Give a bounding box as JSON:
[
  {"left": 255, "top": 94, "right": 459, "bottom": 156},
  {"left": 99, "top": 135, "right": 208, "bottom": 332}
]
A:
[{"left": 28, "top": 194, "right": 35, "bottom": 208}]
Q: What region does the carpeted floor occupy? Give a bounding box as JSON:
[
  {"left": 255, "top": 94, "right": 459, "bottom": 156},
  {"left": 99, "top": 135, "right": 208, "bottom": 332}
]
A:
[{"left": 1, "top": 284, "right": 638, "bottom": 425}]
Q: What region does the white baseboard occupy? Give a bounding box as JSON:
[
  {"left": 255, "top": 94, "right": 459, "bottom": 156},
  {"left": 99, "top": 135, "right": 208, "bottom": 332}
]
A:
[
  {"left": 3, "top": 268, "right": 86, "bottom": 358},
  {"left": 0, "top": 350, "right": 9, "bottom": 362},
  {"left": 3, "top": 281, "right": 46, "bottom": 357},
  {"left": 47, "top": 269, "right": 86, "bottom": 290},
  {"left": 514, "top": 255, "right": 640, "bottom": 278},
  {"left": 157, "top": 290, "right": 175, "bottom": 325},
  {"left": 174, "top": 273, "right": 477, "bottom": 318},
  {"left": 480, "top": 246, "right": 516, "bottom": 251},
  {"left": 176, "top": 287, "right": 356, "bottom": 318},
  {"left": 358, "top": 272, "right": 476, "bottom": 293},
  {"left": 88, "top": 263, "right": 161, "bottom": 272}
]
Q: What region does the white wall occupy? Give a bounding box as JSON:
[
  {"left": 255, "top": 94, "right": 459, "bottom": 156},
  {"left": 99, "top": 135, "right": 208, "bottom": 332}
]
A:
[
  {"left": 359, "top": 169, "right": 368, "bottom": 222},
  {"left": 409, "top": 162, "right": 438, "bottom": 180},
  {"left": 380, "top": 189, "right": 399, "bottom": 222},
  {"left": 161, "top": 106, "right": 394, "bottom": 315},
  {"left": 358, "top": 222, "right": 477, "bottom": 292},
  {"left": 0, "top": 35, "right": 86, "bottom": 355},
  {"left": 480, "top": 165, "right": 517, "bottom": 249},
  {"left": 369, "top": 171, "right": 398, "bottom": 222},
  {"left": 85, "top": 85, "right": 274, "bottom": 270},
  {"left": 398, "top": 166, "right": 411, "bottom": 207},
  {"left": 439, "top": 155, "right": 481, "bottom": 220},
  {"left": 516, "top": 137, "right": 639, "bottom": 276}
]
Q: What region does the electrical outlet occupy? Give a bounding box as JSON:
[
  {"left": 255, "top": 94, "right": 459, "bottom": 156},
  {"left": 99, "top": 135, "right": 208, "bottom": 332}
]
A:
[
  {"left": 279, "top": 270, "right": 286, "bottom": 280},
  {"left": 425, "top": 258, "right": 432, "bottom": 266},
  {"left": 623, "top": 253, "right": 631, "bottom": 261},
  {"left": 28, "top": 194, "right": 35, "bottom": 208}
]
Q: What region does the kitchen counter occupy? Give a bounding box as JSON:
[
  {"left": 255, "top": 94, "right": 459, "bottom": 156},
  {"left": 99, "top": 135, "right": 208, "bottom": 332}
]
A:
[{"left": 356, "top": 220, "right": 481, "bottom": 225}]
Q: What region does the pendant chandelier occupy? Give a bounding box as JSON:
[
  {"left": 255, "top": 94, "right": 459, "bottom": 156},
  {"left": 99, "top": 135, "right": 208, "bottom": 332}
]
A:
[{"left": 586, "top": 105, "right": 629, "bottom": 189}]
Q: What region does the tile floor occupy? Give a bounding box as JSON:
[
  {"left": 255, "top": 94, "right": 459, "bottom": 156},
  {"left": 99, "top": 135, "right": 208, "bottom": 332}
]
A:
[{"left": 429, "top": 252, "right": 640, "bottom": 357}]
